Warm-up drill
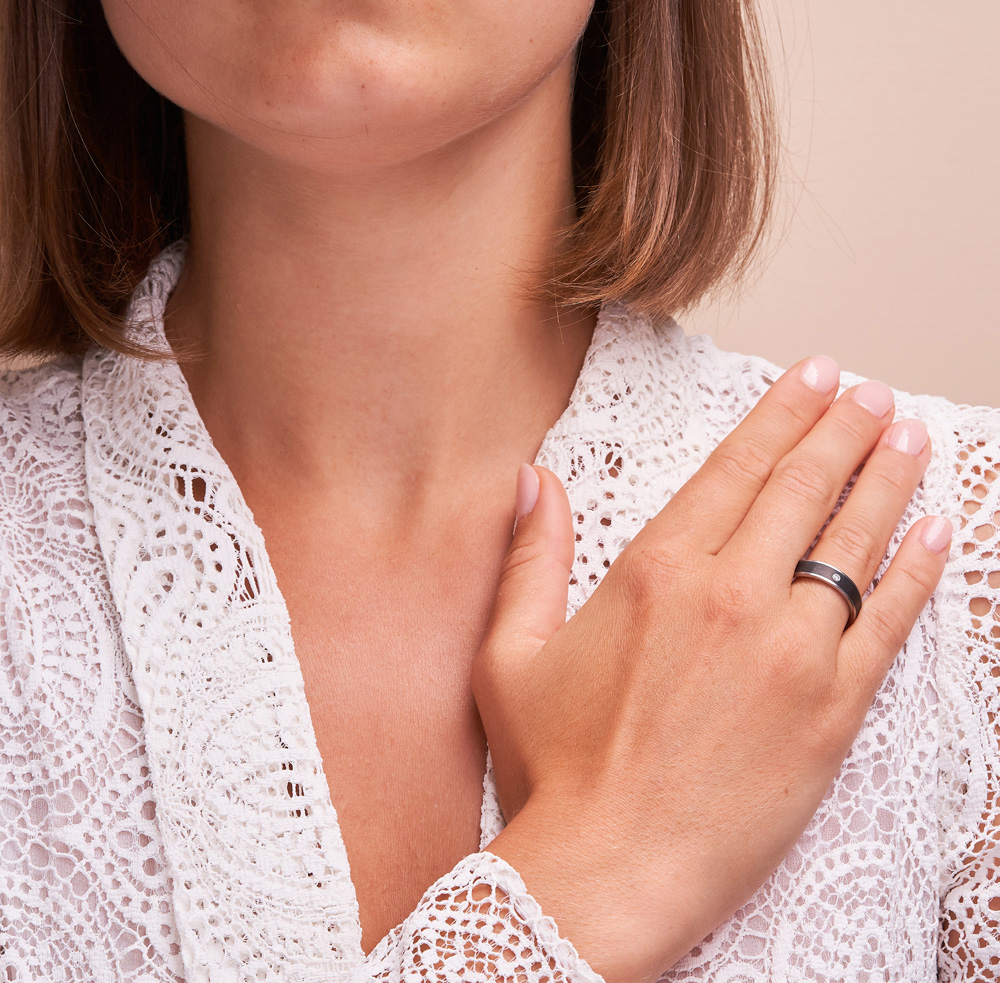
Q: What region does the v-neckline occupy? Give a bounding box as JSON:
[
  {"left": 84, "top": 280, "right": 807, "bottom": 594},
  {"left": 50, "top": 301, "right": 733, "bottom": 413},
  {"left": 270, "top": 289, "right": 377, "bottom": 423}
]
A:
[{"left": 82, "top": 241, "right": 619, "bottom": 980}]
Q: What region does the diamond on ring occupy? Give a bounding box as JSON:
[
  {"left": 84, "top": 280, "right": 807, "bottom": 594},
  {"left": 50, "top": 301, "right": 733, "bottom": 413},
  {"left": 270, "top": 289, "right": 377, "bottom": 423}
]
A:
[{"left": 792, "top": 560, "right": 863, "bottom": 630}]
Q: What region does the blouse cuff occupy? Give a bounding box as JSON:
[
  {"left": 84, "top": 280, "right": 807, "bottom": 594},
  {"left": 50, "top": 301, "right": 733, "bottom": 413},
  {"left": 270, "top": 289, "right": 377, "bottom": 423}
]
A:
[{"left": 353, "top": 851, "right": 607, "bottom": 983}]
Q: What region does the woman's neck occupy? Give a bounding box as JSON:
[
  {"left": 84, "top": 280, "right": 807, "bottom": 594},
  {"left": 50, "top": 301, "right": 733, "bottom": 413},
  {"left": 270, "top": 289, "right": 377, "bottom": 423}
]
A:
[{"left": 164, "top": 54, "right": 595, "bottom": 527}]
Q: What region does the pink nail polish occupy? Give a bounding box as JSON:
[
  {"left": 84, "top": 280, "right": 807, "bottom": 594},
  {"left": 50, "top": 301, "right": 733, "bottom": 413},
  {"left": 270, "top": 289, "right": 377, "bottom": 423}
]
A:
[
  {"left": 515, "top": 463, "right": 540, "bottom": 520},
  {"left": 851, "top": 380, "right": 895, "bottom": 417},
  {"left": 801, "top": 355, "right": 840, "bottom": 395},
  {"left": 886, "top": 419, "right": 928, "bottom": 456},
  {"left": 920, "top": 516, "right": 953, "bottom": 554}
]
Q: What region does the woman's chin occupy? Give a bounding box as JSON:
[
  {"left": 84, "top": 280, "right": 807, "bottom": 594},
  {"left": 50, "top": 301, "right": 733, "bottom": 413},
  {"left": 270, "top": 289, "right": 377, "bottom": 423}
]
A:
[{"left": 101, "top": 0, "right": 589, "bottom": 175}]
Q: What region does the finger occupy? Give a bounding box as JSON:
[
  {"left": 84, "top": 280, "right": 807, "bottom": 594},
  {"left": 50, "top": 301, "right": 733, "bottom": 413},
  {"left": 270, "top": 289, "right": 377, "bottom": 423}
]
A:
[
  {"left": 836, "top": 515, "right": 952, "bottom": 704},
  {"left": 791, "top": 418, "right": 931, "bottom": 633},
  {"left": 728, "top": 379, "right": 896, "bottom": 574},
  {"left": 480, "top": 464, "right": 575, "bottom": 662},
  {"left": 651, "top": 355, "right": 840, "bottom": 554}
]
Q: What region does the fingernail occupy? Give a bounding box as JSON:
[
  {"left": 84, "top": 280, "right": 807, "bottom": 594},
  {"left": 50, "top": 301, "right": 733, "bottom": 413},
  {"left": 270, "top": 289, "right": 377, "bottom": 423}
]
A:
[
  {"left": 885, "top": 419, "right": 928, "bottom": 456},
  {"left": 800, "top": 355, "right": 840, "bottom": 394},
  {"left": 920, "top": 515, "right": 953, "bottom": 554},
  {"left": 515, "top": 463, "right": 540, "bottom": 520},
  {"left": 851, "top": 380, "right": 895, "bottom": 417}
]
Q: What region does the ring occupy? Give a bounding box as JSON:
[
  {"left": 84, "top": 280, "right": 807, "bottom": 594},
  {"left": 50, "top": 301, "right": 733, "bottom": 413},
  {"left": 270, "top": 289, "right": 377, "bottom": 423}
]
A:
[{"left": 792, "top": 559, "right": 863, "bottom": 629}]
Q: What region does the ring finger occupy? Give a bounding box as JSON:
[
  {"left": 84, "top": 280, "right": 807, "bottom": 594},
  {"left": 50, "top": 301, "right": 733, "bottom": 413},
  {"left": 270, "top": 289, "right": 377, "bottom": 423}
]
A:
[{"left": 790, "top": 417, "right": 931, "bottom": 633}]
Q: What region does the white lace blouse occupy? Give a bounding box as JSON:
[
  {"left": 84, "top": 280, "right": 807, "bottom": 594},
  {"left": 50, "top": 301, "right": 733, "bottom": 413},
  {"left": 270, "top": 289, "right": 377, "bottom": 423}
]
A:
[{"left": 1, "top": 242, "right": 998, "bottom": 982}]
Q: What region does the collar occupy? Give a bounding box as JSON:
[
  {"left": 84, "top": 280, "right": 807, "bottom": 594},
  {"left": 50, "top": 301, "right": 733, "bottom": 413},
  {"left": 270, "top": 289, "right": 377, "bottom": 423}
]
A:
[{"left": 80, "top": 241, "right": 673, "bottom": 979}]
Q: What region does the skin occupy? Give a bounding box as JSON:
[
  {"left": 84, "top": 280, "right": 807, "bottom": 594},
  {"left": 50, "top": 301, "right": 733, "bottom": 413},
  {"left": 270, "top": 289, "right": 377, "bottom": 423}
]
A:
[
  {"left": 482, "top": 370, "right": 947, "bottom": 980},
  {"left": 101, "top": 0, "right": 597, "bottom": 950},
  {"left": 100, "top": 1, "right": 952, "bottom": 978}
]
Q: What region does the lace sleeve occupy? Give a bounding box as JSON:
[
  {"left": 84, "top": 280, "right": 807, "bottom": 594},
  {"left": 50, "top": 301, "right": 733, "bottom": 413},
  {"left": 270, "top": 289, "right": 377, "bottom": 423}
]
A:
[
  {"left": 937, "top": 407, "right": 1000, "bottom": 977},
  {"left": 345, "top": 853, "right": 605, "bottom": 983}
]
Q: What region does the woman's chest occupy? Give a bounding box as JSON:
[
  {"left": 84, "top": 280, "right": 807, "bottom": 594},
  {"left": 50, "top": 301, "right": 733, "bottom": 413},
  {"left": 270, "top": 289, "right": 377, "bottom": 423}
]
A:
[{"left": 271, "top": 541, "right": 500, "bottom": 953}]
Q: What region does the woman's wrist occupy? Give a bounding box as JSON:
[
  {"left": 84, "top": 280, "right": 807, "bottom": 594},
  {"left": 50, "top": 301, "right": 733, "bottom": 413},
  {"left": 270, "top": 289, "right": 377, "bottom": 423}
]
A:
[{"left": 485, "top": 793, "right": 700, "bottom": 983}]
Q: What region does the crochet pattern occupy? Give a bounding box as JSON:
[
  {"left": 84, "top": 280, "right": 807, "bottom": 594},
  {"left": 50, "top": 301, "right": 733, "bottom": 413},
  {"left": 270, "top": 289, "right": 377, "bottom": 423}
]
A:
[{"left": 1, "top": 242, "right": 998, "bottom": 981}]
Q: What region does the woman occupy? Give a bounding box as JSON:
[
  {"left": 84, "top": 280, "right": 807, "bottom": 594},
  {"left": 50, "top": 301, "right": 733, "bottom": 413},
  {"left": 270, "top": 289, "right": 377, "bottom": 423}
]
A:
[{"left": 0, "top": 1, "right": 996, "bottom": 981}]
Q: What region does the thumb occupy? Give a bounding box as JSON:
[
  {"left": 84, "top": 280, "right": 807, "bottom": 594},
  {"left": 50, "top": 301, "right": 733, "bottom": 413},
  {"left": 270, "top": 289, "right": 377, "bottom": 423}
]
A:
[{"left": 483, "top": 463, "right": 575, "bottom": 660}]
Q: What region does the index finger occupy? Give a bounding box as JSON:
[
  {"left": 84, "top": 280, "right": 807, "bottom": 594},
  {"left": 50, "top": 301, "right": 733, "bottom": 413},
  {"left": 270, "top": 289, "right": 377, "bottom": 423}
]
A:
[{"left": 648, "top": 355, "right": 841, "bottom": 554}]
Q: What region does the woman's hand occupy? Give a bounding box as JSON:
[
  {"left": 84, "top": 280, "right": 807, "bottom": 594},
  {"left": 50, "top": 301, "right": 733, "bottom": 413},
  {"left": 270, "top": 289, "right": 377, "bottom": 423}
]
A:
[{"left": 474, "top": 356, "right": 952, "bottom": 983}]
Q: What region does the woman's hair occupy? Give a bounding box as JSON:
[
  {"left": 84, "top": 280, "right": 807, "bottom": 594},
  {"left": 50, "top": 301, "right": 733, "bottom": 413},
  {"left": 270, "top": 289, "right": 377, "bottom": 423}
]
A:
[{"left": 0, "top": 0, "right": 775, "bottom": 361}]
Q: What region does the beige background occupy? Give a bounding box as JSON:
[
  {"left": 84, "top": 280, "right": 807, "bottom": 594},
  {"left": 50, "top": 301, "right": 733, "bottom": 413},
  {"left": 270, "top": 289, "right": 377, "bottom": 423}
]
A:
[
  {"left": 7, "top": 4, "right": 996, "bottom": 406},
  {"left": 685, "top": 1, "right": 999, "bottom": 408}
]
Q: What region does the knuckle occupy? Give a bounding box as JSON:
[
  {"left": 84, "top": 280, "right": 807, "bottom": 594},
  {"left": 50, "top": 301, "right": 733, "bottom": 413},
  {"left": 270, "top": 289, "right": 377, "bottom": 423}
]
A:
[
  {"left": 865, "top": 461, "right": 915, "bottom": 496},
  {"left": 827, "top": 412, "right": 872, "bottom": 447},
  {"left": 772, "top": 457, "right": 837, "bottom": 506},
  {"left": 710, "top": 438, "right": 774, "bottom": 490},
  {"left": 770, "top": 389, "right": 823, "bottom": 429},
  {"left": 611, "top": 540, "right": 703, "bottom": 627},
  {"left": 701, "top": 574, "right": 760, "bottom": 632},
  {"left": 622, "top": 540, "right": 690, "bottom": 592},
  {"left": 760, "top": 624, "right": 830, "bottom": 693},
  {"left": 894, "top": 555, "right": 941, "bottom": 599},
  {"left": 756, "top": 626, "right": 802, "bottom": 680},
  {"left": 822, "top": 519, "right": 883, "bottom": 573},
  {"left": 863, "top": 601, "right": 908, "bottom": 651},
  {"left": 499, "top": 538, "right": 547, "bottom": 582}
]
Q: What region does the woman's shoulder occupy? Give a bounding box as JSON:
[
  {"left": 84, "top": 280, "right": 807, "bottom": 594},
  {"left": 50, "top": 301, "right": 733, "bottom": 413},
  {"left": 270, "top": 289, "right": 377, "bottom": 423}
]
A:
[
  {"left": 605, "top": 303, "right": 996, "bottom": 417},
  {"left": 675, "top": 312, "right": 996, "bottom": 429},
  {"left": 0, "top": 353, "right": 86, "bottom": 445},
  {"left": 0, "top": 354, "right": 87, "bottom": 552},
  {"left": 600, "top": 304, "right": 999, "bottom": 499}
]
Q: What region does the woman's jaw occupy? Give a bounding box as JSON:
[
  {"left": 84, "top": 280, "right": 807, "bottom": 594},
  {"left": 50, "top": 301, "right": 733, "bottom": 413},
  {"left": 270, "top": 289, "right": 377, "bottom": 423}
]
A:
[{"left": 100, "top": 0, "right": 595, "bottom": 175}]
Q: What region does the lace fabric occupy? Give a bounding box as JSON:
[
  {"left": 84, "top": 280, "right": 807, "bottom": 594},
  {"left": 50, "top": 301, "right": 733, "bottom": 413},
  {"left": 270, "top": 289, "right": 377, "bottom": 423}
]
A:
[
  {"left": 936, "top": 428, "right": 1000, "bottom": 979},
  {"left": 1, "top": 241, "right": 998, "bottom": 981}
]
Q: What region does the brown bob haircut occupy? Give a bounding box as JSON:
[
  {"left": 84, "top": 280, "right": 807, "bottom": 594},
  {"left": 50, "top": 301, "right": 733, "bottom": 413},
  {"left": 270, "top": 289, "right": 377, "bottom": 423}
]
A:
[{"left": 0, "top": 1, "right": 775, "bottom": 362}]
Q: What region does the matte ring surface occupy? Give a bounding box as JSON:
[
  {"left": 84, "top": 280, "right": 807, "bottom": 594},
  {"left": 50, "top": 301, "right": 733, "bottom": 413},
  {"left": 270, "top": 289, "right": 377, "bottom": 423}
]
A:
[{"left": 792, "top": 559, "right": 863, "bottom": 629}]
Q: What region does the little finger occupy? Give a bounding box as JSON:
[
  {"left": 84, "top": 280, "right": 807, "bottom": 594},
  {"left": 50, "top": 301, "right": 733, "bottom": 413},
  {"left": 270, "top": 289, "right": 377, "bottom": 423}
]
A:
[{"left": 836, "top": 515, "right": 953, "bottom": 705}]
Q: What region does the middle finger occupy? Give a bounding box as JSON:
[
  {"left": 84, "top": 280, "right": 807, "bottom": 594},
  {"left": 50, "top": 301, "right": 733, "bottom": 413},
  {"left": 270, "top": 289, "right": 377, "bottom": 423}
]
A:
[{"left": 727, "top": 379, "right": 896, "bottom": 572}]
